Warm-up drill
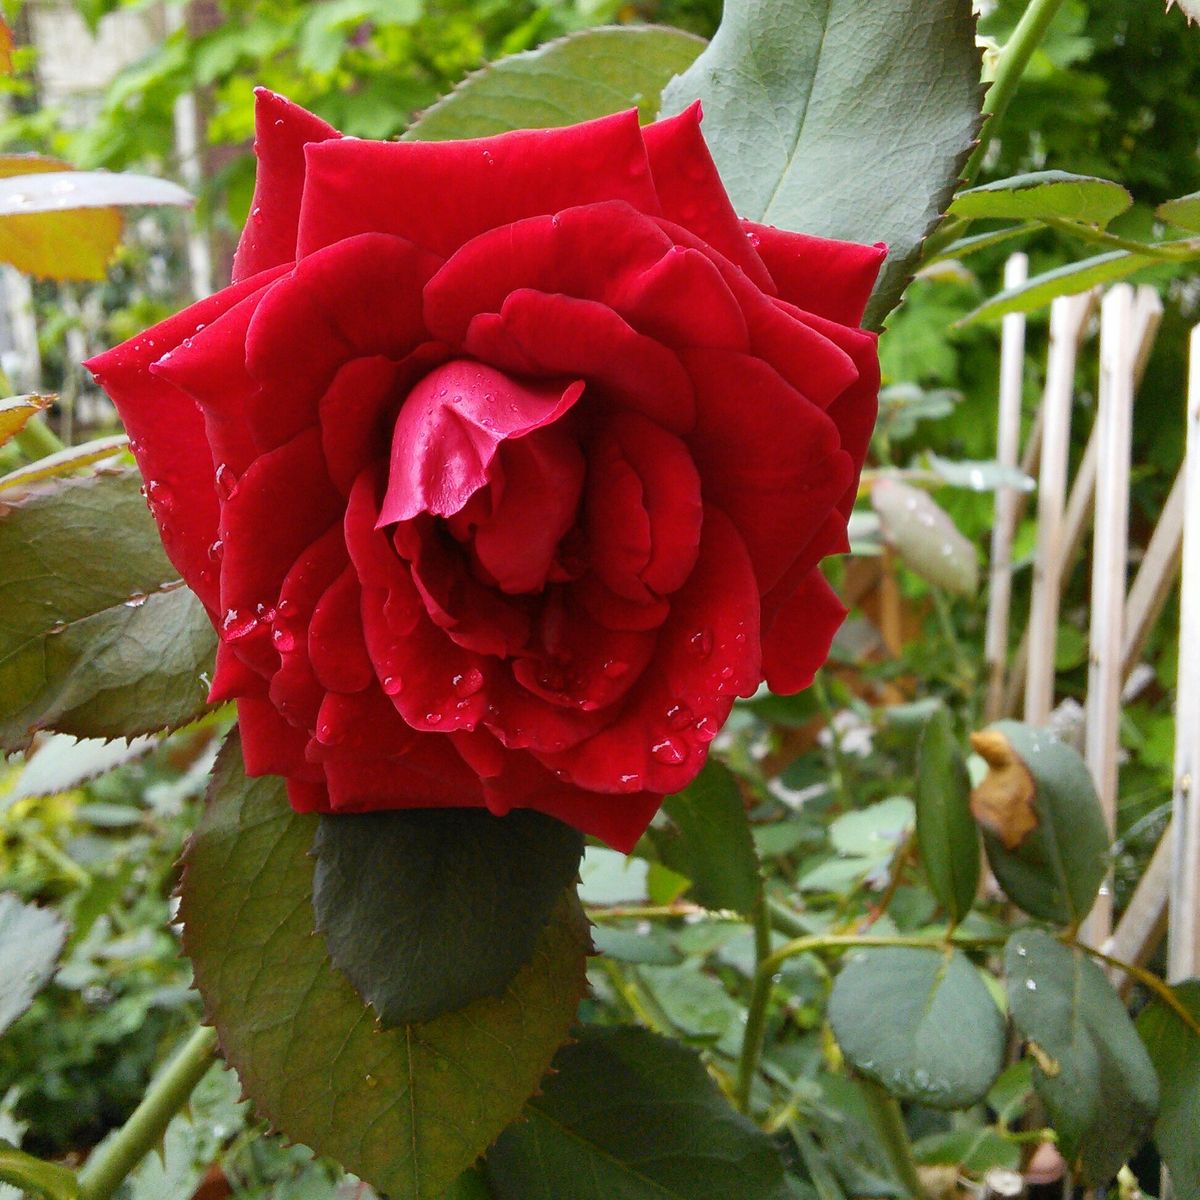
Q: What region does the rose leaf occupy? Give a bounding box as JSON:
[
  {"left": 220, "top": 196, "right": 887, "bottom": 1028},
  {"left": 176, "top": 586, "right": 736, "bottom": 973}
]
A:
[
  {"left": 485, "top": 1026, "right": 791, "bottom": 1200},
  {"left": 406, "top": 25, "right": 705, "bottom": 141},
  {"left": 0, "top": 394, "right": 51, "bottom": 449},
  {"left": 660, "top": 0, "right": 982, "bottom": 328},
  {"left": 179, "top": 733, "right": 589, "bottom": 1200},
  {"left": 970, "top": 721, "right": 1109, "bottom": 928},
  {"left": 310, "top": 805, "right": 584, "bottom": 1026},
  {"left": 0, "top": 893, "right": 67, "bottom": 1035},
  {"left": 1006, "top": 931, "right": 1158, "bottom": 1186},
  {"left": 0, "top": 470, "right": 216, "bottom": 753},
  {"left": 829, "top": 946, "right": 1005, "bottom": 1109}
]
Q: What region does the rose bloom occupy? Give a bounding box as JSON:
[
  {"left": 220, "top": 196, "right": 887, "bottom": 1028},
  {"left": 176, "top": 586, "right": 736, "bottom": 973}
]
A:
[{"left": 88, "top": 90, "right": 883, "bottom": 852}]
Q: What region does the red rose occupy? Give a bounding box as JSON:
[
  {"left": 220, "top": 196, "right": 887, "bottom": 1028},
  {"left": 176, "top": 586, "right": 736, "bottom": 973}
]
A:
[{"left": 87, "top": 90, "right": 883, "bottom": 852}]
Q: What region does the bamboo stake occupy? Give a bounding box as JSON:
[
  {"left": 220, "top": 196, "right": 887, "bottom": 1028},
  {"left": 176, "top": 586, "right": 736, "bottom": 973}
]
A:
[
  {"left": 1168, "top": 325, "right": 1200, "bottom": 983},
  {"left": 1082, "top": 284, "right": 1137, "bottom": 947},
  {"left": 1003, "top": 288, "right": 1162, "bottom": 717},
  {"left": 1122, "top": 469, "right": 1186, "bottom": 676},
  {"left": 985, "top": 255, "right": 1029, "bottom": 721},
  {"left": 1109, "top": 830, "right": 1173, "bottom": 990},
  {"left": 1023, "top": 291, "right": 1094, "bottom": 725}
]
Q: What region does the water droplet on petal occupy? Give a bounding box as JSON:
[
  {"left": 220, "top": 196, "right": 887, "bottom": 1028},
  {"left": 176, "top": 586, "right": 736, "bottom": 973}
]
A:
[
  {"left": 688, "top": 628, "right": 713, "bottom": 658},
  {"left": 208, "top": 539, "right": 224, "bottom": 562},
  {"left": 425, "top": 712, "right": 443, "bottom": 726},
  {"left": 602, "top": 658, "right": 629, "bottom": 679},
  {"left": 693, "top": 715, "right": 718, "bottom": 742},
  {"left": 453, "top": 667, "right": 484, "bottom": 697},
  {"left": 276, "top": 597, "right": 297, "bottom": 619},
  {"left": 222, "top": 609, "right": 258, "bottom": 640},
  {"left": 215, "top": 463, "right": 238, "bottom": 501},
  {"left": 272, "top": 625, "right": 296, "bottom": 652},
  {"left": 618, "top": 772, "right": 642, "bottom": 792},
  {"left": 666, "top": 702, "right": 693, "bottom": 731},
  {"left": 382, "top": 674, "right": 403, "bottom": 695},
  {"left": 651, "top": 737, "right": 688, "bottom": 766}
]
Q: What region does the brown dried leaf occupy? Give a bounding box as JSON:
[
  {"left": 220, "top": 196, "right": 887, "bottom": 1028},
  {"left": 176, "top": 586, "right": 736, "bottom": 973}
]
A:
[{"left": 969, "top": 729, "right": 1039, "bottom": 850}]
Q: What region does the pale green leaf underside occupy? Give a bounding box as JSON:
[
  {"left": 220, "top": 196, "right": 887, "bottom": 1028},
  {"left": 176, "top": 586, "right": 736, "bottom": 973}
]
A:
[
  {"left": 0, "top": 893, "right": 67, "bottom": 1035},
  {"left": 180, "top": 734, "right": 589, "bottom": 1200},
  {"left": 660, "top": 0, "right": 982, "bottom": 328}
]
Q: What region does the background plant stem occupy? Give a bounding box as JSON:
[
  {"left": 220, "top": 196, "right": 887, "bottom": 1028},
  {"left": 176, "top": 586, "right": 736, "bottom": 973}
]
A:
[
  {"left": 857, "top": 1077, "right": 925, "bottom": 1200},
  {"left": 77, "top": 1025, "right": 218, "bottom": 1200}
]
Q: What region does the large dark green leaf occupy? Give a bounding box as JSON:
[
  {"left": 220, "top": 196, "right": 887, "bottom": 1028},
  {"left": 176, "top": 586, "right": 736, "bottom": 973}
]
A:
[
  {"left": 485, "top": 1026, "right": 791, "bottom": 1200},
  {"left": 971, "top": 721, "right": 1109, "bottom": 928},
  {"left": 179, "top": 733, "right": 589, "bottom": 1200},
  {"left": 0, "top": 470, "right": 215, "bottom": 752},
  {"left": 660, "top": 0, "right": 981, "bottom": 327},
  {"left": 1137, "top": 980, "right": 1200, "bottom": 1200},
  {"left": 829, "top": 947, "right": 1005, "bottom": 1109},
  {"left": 949, "top": 172, "right": 1132, "bottom": 226},
  {"left": 914, "top": 707, "right": 979, "bottom": 925},
  {"left": 311, "top": 807, "right": 583, "bottom": 1026},
  {"left": 0, "top": 893, "right": 66, "bottom": 1035},
  {"left": 1005, "top": 931, "right": 1158, "bottom": 1186},
  {"left": 653, "top": 760, "right": 760, "bottom": 917},
  {"left": 407, "top": 26, "right": 705, "bottom": 140}
]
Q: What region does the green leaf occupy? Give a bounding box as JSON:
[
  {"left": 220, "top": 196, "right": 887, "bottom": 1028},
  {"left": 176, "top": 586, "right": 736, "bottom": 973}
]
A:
[
  {"left": 829, "top": 947, "right": 1005, "bottom": 1108},
  {"left": 911, "top": 1129, "right": 1019, "bottom": 1174},
  {"left": 915, "top": 708, "right": 979, "bottom": 925},
  {"left": 9, "top": 733, "right": 155, "bottom": 803},
  {"left": 486, "top": 1026, "right": 791, "bottom": 1199},
  {"left": 0, "top": 470, "right": 215, "bottom": 752},
  {"left": 0, "top": 893, "right": 67, "bottom": 1035},
  {"left": 1156, "top": 190, "right": 1200, "bottom": 232},
  {"left": 1136, "top": 979, "right": 1200, "bottom": 1200},
  {"left": 440, "top": 1167, "right": 495, "bottom": 1200},
  {"left": 180, "top": 733, "right": 588, "bottom": 1200},
  {"left": 407, "top": 26, "right": 705, "bottom": 141},
  {"left": 1005, "top": 930, "right": 1158, "bottom": 1186},
  {"left": 925, "top": 221, "right": 1040, "bottom": 264},
  {"left": 926, "top": 455, "right": 1035, "bottom": 493},
  {"left": 971, "top": 721, "right": 1109, "bottom": 927},
  {"left": 958, "top": 250, "right": 1163, "bottom": 324},
  {"left": 653, "top": 760, "right": 760, "bottom": 916},
  {"left": 0, "top": 434, "right": 129, "bottom": 493},
  {"left": 870, "top": 478, "right": 979, "bottom": 595},
  {"left": 0, "top": 1141, "right": 78, "bottom": 1200},
  {"left": 311, "top": 807, "right": 582, "bottom": 1025},
  {"left": 660, "top": 0, "right": 982, "bottom": 327},
  {"left": 949, "top": 172, "right": 1132, "bottom": 226}
]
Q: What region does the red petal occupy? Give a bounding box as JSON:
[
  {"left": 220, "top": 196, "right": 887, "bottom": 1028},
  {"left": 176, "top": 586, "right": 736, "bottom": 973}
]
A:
[
  {"left": 237, "top": 694, "right": 317, "bottom": 778},
  {"left": 308, "top": 566, "right": 374, "bottom": 694},
  {"left": 296, "top": 109, "right": 660, "bottom": 259},
  {"left": 686, "top": 348, "right": 854, "bottom": 592},
  {"left": 643, "top": 102, "right": 774, "bottom": 291},
  {"left": 462, "top": 289, "right": 695, "bottom": 434},
  {"left": 761, "top": 567, "right": 846, "bottom": 694},
  {"left": 232, "top": 89, "right": 340, "bottom": 283},
  {"left": 537, "top": 506, "right": 760, "bottom": 794},
  {"left": 378, "top": 359, "right": 583, "bottom": 525},
  {"left": 744, "top": 222, "right": 886, "bottom": 327},
  {"left": 84, "top": 269, "right": 288, "bottom": 615}
]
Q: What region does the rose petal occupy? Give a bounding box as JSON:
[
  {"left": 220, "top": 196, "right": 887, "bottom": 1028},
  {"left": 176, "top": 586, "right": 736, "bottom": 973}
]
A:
[
  {"left": 296, "top": 109, "right": 660, "bottom": 259},
  {"left": 643, "top": 102, "right": 775, "bottom": 291},
  {"left": 537, "top": 505, "right": 760, "bottom": 794},
  {"left": 308, "top": 565, "right": 375, "bottom": 694},
  {"left": 744, "top": 221, "right": 887, "bottom": 327},
  {"left": 84, "top": 267, "right": 289, "bottom": 615},
  {"left": 761, "top": 567, "right": 847, "bottom": 694},
  {"left": 378, "top": 359, "right": 583, "bottom": 525},
  {"left": 685, "top": 348, "right": 854, "bottom": 592},
  {"left": 238, "top": 694, "right": 319, "bottom": 778},
  {"left": 462, "top": 289, "right": 695, "bottom": 434},
  {"left": 232, "top": 89, "right": 340, "bottom": 283}
]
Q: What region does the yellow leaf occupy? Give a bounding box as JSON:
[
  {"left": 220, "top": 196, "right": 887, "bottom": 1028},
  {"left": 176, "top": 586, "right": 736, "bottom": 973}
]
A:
[
  {"left": 969, "top": 729, "right": 1039, "bottom": 850},
  {"left": 0, "top": 394, "right": 51, "bottom": 448}
]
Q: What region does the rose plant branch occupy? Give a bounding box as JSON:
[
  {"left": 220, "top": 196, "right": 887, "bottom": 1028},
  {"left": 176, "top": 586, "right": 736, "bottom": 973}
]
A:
[{"left": 75, "top": 1025, "right": 219, "bottom": 1200}]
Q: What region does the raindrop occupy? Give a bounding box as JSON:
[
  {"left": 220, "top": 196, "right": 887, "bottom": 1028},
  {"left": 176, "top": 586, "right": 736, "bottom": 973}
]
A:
[
  {"left": 425, "top": 712, "right": 444, "bottom": 725},
  {"left": 618, "top": 772, "right": 641, "bottom": 791},
  {"left": 665, "top": 702, "right": 693, "bottom": 731},
  {"left": 382, "top": 674, "right": 403, "bottom": 695},
  {"left": 1025, "top": 979, "right": 1037, "bottom": 992},
  {"left": 693, "top": 715, "right": 718, "bottom": 742},
  {"left": 208, "top": 539, "right": 224, "bottom": 562},
  {"left": 222, "top": 609, "right": 258, "bottom": 640},
  {"left": 277, "top": 597, "right": 297, "bottom": 619},
  {"left": 688, "top": 628, "right": 713, "bottom": 658},
  {"left": 272, "top": 625, "right": 296, "bottom": 652},
  {"left": 651, "top": 737, "right": 687, "bottom": 766},
  {"left": 453, "top": 667, "right": 484, "bottom": 697},
  {"left": 316, "top": 719, "right": 342, "bottom": 745},
  {"left": 214, "top": 463, "right": 238, "bottom": 501},
  {"left": 602, "top": 658, "right": 629, "bottom": 679},
  {"left": 47, "top": 620, "right": 68, "bottom": 636},
  {"left": 124, "top": 592, "right": 149, "bottom": 608}
]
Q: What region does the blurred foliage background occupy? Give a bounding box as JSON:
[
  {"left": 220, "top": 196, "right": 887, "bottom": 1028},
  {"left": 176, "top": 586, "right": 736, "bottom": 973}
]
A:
[{"left": 1, "top": 0, "right": 1198, "bottom": 1195}]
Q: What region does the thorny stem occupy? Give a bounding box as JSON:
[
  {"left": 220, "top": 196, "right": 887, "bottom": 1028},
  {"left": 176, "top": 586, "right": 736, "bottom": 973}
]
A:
[{"left": 77, "top": 1025, "right": 219, "bottom": 1200}]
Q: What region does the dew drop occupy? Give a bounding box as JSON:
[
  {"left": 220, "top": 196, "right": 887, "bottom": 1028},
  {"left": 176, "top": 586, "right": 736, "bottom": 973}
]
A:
[
  {"left": 693, "top": 715, "right": 718, "bottom": 742},
  {"left": 382, "top": 674, "right": 403, "bottom": 696},
  {"left": 453, "top": 667, "right": 484, "bottom": 697},
  {"left": 1025, "top": 979, "right": 1037, "bottom": 992},
  {"left": 316, "top": 719, "right": 342, "bottom": 745},
  {"left": 272, "top": 625, "right": 296, "bottom": 652},
  {"left": 214, "top": 462, "right": 238, "bottom": 501},
  {"left": 602, "top": 658, "right": 629, "bottom": 679},
  {"left": 364, "top": 1073, "right": 378, "bottom": 1088},
  {"left": 208, "top": 538, "right": 224, "bottom": 562},
  {"left": 425, "top": 712, "right": 444, "bottom": 726},
  {"left": 665, "top": 702, "right": 693, "bottom": 731},
  {"left": 688, "top": 628, "right": 713, "bottom": 658},
  {"left": 618, "top": 772, "right": 642, "bottom": 792},
  {"left": 276, "top": 597, "right": 297, "bottom": 619},
  {"left": 124, "top": 592, "right": 148, "bottom": 608},
  {"left": 651, "top": 737, "right": 688, "bottom": 766},
  {"left": 222, "top": 609, "right": 258, "bottom": 640},
  {"left": 47, "top": 619, "right": 67, "bottom": 636}
]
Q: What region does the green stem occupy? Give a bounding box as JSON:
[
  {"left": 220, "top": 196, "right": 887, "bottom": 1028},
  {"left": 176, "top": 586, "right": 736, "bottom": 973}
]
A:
[
  {"left": 1040, "top": 218, "right": 1200, "bottom": 261},
  {"left": 734, "top": 892, "right": 775, "bottom": 1113},
  {"left": 857, "top": 1077, "right": 925, "bottom": 1200},
  {"left": 77, "top": 1026, "right": 219, "bottom": 1200},
  {"left": 964, "top": 0, "right": 1071, "bottom": 184},
  {"left": 13, "top": 416, "right": 65, "bottom": 460},
  {"left": 0, "top": 1142, "right": 79, "bottom": 1200}
]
